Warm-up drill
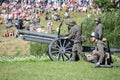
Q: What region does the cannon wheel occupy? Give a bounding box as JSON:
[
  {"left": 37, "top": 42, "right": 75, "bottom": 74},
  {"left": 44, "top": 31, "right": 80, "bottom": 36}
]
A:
[{"left": 48, "top": 38, "right": 73, "bottom": 61}]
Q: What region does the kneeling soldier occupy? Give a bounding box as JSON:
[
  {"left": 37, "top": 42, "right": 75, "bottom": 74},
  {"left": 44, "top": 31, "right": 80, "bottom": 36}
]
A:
[{"left": 87, "top": 32, "right": 113, "bottom": 67}]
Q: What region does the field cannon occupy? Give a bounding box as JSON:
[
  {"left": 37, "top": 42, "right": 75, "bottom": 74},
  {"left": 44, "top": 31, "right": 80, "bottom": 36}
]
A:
[
  {"left": 18, "top": 30, "right": 74, "bottom": 61},
  {"left": 18, "top": 29, "right": 120, "bottom": 61}
]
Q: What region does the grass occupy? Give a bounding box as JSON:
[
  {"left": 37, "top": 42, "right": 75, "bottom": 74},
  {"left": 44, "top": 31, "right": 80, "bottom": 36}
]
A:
[
  {"left": 0, "top": 36, "right": 30, "bottom": 56},
  {"left": 0, "top": 59, "right": 120, "bottom": 80},
  {"left": 0, "top": 23, "right": 30, "bottom": 55}
]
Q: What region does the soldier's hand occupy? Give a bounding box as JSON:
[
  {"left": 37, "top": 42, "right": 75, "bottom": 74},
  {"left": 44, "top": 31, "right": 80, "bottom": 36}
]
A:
[{"left": 94, "top": 62, "right": 100, "bottom": 68}]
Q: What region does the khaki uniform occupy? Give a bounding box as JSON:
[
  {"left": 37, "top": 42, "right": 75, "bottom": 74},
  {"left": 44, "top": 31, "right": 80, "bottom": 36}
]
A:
[
  {"left": 95, "top": 40, "right": 106, "bottom": 64},
  {"left": 92, "top": 40, "right": 113, "bottom": 65},
  {"left": 66, "top": 25, "right": 82, "bottom": 61},
  {"left": 87, "top": 40, "right": 106, "bottom": 63},
  {"left": 95, "top": 23, "right": 104, "bottom": 40}
]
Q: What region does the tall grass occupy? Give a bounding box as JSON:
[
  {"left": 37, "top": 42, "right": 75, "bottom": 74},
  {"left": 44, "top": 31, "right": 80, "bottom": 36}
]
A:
[{"left": 30, "top": 42, "right": 48, "bottom": 56}]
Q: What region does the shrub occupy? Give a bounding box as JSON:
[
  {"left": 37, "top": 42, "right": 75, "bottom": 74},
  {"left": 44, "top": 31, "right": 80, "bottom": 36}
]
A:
[
  {"left": 82, "top": 9, "right": 120, "bottom": 47},
  {"left": 30, "top": 42, "right": 48, "bottom": 56}
]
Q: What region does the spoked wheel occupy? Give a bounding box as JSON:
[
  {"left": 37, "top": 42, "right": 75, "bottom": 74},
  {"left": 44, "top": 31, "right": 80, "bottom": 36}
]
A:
[{"left": 48, "top": 38, "right": 74, "bottom": 61}]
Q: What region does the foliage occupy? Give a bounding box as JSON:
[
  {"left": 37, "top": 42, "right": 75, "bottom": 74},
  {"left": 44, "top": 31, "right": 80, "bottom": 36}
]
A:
[
  {"left": 93, "top": 0, "right": 114, "bottom": 11},
  {"left": 82, "top": 9, "right": 120, "bottom": 47},
  {"left": 30, "top": 42, "right": 48, "bottom": 56},
  {"left": 0, "top": 55, "right": 49, "bottom": 62}
]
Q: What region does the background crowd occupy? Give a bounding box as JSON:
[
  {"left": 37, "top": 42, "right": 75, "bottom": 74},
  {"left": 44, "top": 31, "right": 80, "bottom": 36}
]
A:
[{"left": 0, "top": 0, "right": 119, "bottom": 37}]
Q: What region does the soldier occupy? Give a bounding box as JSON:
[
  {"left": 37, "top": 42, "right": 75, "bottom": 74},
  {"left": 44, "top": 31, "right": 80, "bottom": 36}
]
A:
[
  {"left": 87, "top": 32, "right": 113, "bottom": 67},
  {"left": 64, "top": 19, "right": 84, "bottom": 61},
  {"left": 94, "top": 18, "right": 104, "bottom": 40}
]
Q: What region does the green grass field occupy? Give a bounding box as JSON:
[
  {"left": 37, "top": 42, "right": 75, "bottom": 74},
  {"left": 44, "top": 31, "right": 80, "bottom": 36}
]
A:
[{"left": 0, "top": 59, "right": 120, "bottom": 80}]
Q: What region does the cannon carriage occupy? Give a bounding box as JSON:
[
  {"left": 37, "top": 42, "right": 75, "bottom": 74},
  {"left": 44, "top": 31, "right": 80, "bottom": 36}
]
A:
[{"left": 18, "top": 30, "right": 74, "bottom": 61}]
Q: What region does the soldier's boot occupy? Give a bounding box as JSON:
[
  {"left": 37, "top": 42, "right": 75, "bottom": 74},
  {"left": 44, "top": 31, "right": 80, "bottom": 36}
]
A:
[
  {"left": 80, "top": 52, "right": 87, "bottom": 61},
  {"left": 75, "top": 53, "right": 80, "bottom": 61},
  {"left": 68, "top": 52, "right": 76, "bottom": 62}
]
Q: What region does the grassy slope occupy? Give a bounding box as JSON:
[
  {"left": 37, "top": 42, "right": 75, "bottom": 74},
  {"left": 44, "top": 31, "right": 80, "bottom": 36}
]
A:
[
  {"left": 0, "top": 22, "right": 30, "bottom": 55},
  {"left": 0, "top": 60, "right": 120, "bottom": 80}
]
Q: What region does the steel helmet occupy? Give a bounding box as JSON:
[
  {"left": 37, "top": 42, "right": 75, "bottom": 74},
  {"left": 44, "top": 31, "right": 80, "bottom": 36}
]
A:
[
  {"left": 94, "top": 18, "right": 101, "bottom": 22},
  {"left": 66, "top": 20, "right": 76, "bottom": 26},
  {"left": 91, "top": 32, "right": 99, "bottom": 39}
]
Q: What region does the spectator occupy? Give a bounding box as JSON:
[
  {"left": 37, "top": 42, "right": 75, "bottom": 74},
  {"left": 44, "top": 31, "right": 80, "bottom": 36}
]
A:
[
  {"left": 6, "top": 22, "right": 12, "bottom": 28},
  {"left": 64, "top": 11, "right": 70, "bottom": 18},
  {"left": 7, "top": 13, "right": 13, "bottom": 23},
  {"left": 23, "top": 20, "right": 29, "bottom": 28},
  {"left": 9, "top": 30, "right": 15, "bottom": 37},
  {"left": 14, "top": 18, "right": 20, "bottom": 29},
  {"left": 0, "top": 18, "right": 3, "bottom": 24},
  {"left": 47, "top": 21, "right": 53, "bottom": 33},
  {"left": 36, "top": 16, "right": 41, "bottom": 27},
  {"left": 4, "top": 30, "right": 9, "bottom": 37},
  {"left": 29, "top": 19, "right": 36, "bottom": 31},
  {"left": 36, "top": 27, "right": 42, "bottom": 32},
  {"left": 19, "top": 18, "right": 23, "bottom": 29}
]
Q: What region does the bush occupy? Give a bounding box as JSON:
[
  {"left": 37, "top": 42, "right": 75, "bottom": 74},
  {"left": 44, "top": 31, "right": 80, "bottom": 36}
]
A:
[
  {"left": 94, "top": 0, "right": 115, "bottom": 11},
  {"left": 82, "top": 9, "right": 120, "bottom": 47},
  {"left": 30, "top": 42, "right": 48, "bottom": 56}
]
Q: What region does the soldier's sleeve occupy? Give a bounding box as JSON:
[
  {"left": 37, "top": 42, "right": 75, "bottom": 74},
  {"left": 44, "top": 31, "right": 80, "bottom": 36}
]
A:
[{"left": 66, "top": 28, "right": 75, "bottom": 39}]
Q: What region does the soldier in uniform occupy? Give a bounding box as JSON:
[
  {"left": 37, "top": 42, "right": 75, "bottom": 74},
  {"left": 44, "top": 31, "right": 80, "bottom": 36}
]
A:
[
  {"left": 87, "top": 32, "right": 113, "bottom": 67},
  {"left": 64, "top": 19, "right": 85, "bottom": 61},
  {"left": 94, "top": 18, "right": 104, "bottom": 40}
]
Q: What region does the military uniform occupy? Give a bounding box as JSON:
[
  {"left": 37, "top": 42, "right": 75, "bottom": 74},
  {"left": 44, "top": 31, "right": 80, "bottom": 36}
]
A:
[
  {"left": 65, "top": 24, "right": 83, "bottom": 61},
  {"left": 93, "top": 40, "right": 113, "bottom": 65},
  {"left": 95, "top": 21, "right": 104, "bottom": 40},
  {"left": 95, "top": 40, "right": 106, "bottom": 64},
  {"left": 88, "top": 32, "right": 113, "bottom": 67}
]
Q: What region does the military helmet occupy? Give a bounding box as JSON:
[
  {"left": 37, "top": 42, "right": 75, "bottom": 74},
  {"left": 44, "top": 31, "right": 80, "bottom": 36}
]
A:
[
  {"left": 91, "top": 32, "right": 99, "bottom": 39},
  {"left": 66, "top": 20, "right": 76, "bottom": 26},
  {"left": 94, "top": 18, "right": 101, "bottom": 22}
]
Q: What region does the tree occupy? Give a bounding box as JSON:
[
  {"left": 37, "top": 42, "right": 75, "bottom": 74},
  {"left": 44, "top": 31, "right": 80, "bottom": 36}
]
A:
[{"left": 93, "top": 0, "right": 115, "bottom": 12}]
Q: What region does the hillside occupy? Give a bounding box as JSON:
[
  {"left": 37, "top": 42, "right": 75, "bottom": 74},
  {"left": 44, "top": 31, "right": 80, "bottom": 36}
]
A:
[
  {"left": 0, "top": 24, "right": 30, "bottom": 55},
  {"left": 0, "top": 36, "right": 29, "bottom": 55},
  {"left": 0, "top": 10, "right": 88, "bottom": 55}
]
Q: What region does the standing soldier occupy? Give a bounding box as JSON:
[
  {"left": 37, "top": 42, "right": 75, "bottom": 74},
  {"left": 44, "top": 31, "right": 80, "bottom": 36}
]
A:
[
  {"left": 64, "top": 19, "right": 85, "bottom": 61},
  {"left": 94, "top": 18, "right": 104, "bottom": 40}
]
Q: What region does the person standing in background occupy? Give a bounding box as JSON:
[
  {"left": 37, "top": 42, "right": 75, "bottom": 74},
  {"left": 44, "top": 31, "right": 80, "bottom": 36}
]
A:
[{"left": 94, "top": 18, "right": 104, "bottom": 40}]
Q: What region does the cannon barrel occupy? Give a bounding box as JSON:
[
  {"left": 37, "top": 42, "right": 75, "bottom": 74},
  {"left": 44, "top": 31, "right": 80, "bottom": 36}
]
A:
[
  {"left": 18, "top": 30, "right": 57, "bottom": 39},
  {"left": 82, "top": 46, "right": 120, "bottom": 53},
  {"left": 110, "top": 47, "right": 120, "bottom": 52},
  {"left": 21, "top": 35, "right": 54, "bottom": 44},
  {"left": 18, "top": 30, "right": 58, "bottom": 44}
]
